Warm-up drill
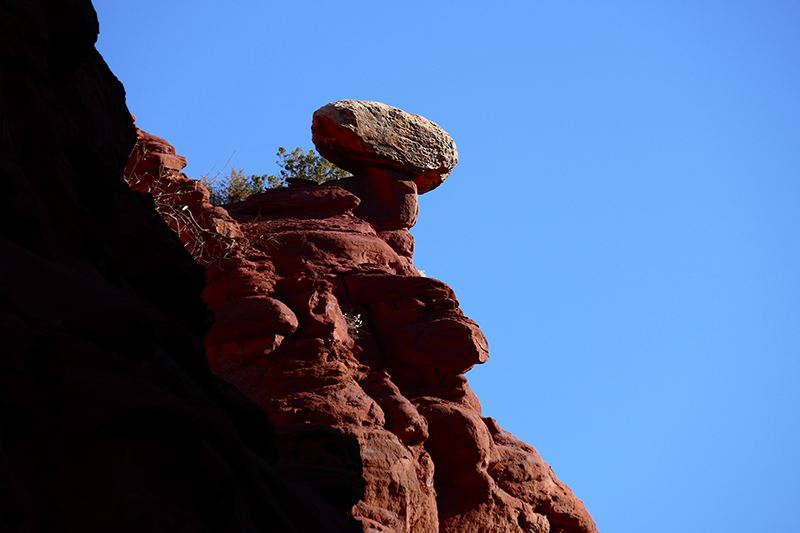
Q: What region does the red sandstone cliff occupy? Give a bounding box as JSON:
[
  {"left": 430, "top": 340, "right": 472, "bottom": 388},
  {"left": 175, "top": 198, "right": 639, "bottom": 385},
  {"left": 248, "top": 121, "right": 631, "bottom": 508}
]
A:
[
  {"left": 124, "top": 102, "right": 599, "bottom": 532},
  {"left": 1, "top": 0, "right": 598, "bottom": 530}
]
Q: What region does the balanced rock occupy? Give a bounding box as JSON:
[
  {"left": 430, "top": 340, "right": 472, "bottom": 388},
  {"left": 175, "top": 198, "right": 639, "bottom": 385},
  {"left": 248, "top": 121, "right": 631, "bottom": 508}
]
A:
[
  {"left": 312, "top": 100, "right": 458, "bottom": 193},
  {"left": 123, "top": 124, "right": 598, "bottom": 532}
]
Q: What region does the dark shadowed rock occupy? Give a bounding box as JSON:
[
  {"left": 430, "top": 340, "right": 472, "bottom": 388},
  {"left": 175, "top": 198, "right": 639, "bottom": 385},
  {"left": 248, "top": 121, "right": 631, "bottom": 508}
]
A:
[
  {"left": 2, "top": 0, "right": 600, "bottom": 530},
  {"left": 275, "top": 423, "right": 366, "bottom": 511},
  {"left": 392, "top": 317, "right": 490, "bottom": 374},
  {"left": 224, "top": 185, "right": 361, "bottom": 222},
  {"left": 334, "top": 167, "right": 420, "bottom": 230},
  {"left": 360, "top": 371, "right": 429, "bottom": 445},
  {"left": 312, "top": 100, "right": 458, "bottom": 193},
  {"left": 1, "top": 2, "right": 362, "bottom": 531},
  {"left": 205, "top": 295, "right": 299, "bottom": 345}
]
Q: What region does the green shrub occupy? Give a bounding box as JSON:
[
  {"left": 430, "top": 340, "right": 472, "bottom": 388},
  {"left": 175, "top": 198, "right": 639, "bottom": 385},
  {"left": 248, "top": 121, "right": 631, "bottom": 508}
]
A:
[{"left": 201, "top": 147, "right": 349, "bottom": 205}]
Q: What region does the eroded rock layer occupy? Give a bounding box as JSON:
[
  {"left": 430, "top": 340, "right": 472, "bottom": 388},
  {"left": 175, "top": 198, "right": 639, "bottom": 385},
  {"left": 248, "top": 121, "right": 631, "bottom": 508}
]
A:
[{"left": 124, "top": 120, "right": 599, "bottom": 532}]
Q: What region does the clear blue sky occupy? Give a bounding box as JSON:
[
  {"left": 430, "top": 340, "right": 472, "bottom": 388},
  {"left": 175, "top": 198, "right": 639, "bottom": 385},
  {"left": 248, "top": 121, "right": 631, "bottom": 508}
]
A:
[{"left": 94, "top": 2, "right": 800, "bottom": 531}]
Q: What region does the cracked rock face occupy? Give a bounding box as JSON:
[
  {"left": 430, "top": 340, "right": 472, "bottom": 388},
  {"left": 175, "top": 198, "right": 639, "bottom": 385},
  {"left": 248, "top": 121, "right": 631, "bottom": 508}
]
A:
[{"left": 312, "top": 100, "right": 459, "bottom": 194}]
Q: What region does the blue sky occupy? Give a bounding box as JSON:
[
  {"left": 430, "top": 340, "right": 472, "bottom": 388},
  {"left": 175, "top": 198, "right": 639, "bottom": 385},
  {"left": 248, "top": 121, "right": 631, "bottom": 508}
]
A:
[{"left": 94, "top": 1, "right": 800, "bottom": 531}]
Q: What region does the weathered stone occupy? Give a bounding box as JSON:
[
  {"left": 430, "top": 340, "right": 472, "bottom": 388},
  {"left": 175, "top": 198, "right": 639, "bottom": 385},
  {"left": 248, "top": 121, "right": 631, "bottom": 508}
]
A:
[
  {"left": 282, "top": 281, "right": 350, "bottom": 343},
  {"left": 202, "top": 257, "right": 277, "bottom": 304},
  {"left": 345, "top": 273, "right": 456, "bottom": 304},
  {"left": 126, "top": 128, "right": 187, "bottom": 174},
  {"left": 1, "top": 1, "right": 601, "bottom": 531},
  {"left": 393, "top": 317, "right": 490, "bottom": 374},
  {"left": 266, "top": 229, "right": 413, "bottom": 277},
  {"left": 335, "top": 168, "right": 420, "bottom": 230},
  {"left": 121, "top": 107, "right": 597, "bottom": 533},
  {"left": 125, "top": 126, "right": 244, "bottom": 265},
  {"left": 417, "top": 400, "right": 554, "bottom": 533},
  {"left": 275, "top": 423, "right": 365, "bottom": 511},
  {"left": 312, "top": 100, "right": 458, "bottom": 193},
  {"left": 205, "top": 295, "right": 298, "bottom": 345},
  {"left": 224, "top": 185, "right": 360, "bottom": 221},
  {"left": 485, "top": 418, "right": 599, "bottom": 533},
  {"left": 361, "top": 371, "right": 429, "bottom": 445},
  {"left": 378, "top": 229, "right": 416, "bottom": 259},
  {"left": 126, "top": 124, "right": 598, "bottom": 532},
  {"left": 346, "top": 426, "right": 439, "bottom": 533}
]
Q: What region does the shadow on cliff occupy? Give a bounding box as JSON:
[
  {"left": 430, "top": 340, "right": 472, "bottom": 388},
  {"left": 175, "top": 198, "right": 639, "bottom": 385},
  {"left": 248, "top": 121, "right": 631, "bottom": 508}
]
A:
[
  {"left": 0, "top": 1, "right": 363, "bottom": 531},
  {"left": 0, "top": 1, "right": 599, "bottom": 532}
]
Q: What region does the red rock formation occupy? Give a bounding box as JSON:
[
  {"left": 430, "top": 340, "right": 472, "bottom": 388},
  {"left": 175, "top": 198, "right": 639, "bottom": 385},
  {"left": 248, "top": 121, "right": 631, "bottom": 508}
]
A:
[
  {"left": 125, "top": 127, "right": 244, "bottom": 264},
  {"left": 2, "top": 0, "right": 597, "bottom": 530},
  {"left": 124, "top": 108, "right": 599, "bottom": 531}
]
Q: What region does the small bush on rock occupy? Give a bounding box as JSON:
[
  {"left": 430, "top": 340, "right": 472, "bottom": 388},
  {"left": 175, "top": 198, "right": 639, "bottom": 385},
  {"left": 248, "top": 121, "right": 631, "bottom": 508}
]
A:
[{"left": 201, "top": 147, "right": 349, "bottom": 205}]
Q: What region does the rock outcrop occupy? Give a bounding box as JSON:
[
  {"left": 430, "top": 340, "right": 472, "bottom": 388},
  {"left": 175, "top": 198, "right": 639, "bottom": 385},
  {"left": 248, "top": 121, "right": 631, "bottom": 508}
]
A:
[
  {"left": 1, "top": 0, "right": 598, "bottom": 530},
  {"left": 123, "top": 96, "right": 599, "bottom": 532}
]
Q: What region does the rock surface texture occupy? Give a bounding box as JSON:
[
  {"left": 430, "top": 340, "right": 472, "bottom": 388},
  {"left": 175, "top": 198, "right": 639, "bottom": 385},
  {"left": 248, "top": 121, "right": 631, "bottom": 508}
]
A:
[
  {"left": 312, "top": 100, "right": 459, "bottom": 194},
  {"left": 122, "top": 96, "right": 599, "bottom": 531}
]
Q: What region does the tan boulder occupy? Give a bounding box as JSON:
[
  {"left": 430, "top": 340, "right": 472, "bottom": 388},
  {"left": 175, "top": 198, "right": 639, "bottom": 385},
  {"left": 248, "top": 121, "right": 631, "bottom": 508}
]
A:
[{"left": 312, "top": 100, "right": 458, "bottom": 193}]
